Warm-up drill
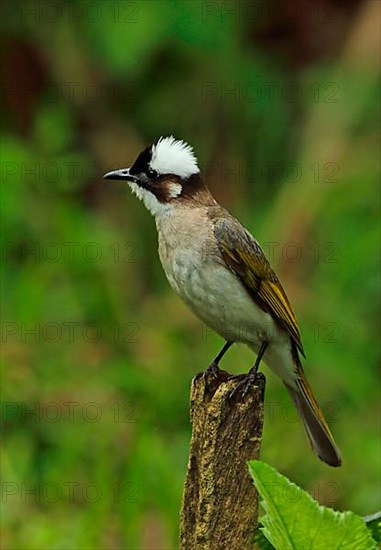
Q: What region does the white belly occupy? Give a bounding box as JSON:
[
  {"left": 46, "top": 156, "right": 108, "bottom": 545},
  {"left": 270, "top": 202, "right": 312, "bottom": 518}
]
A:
[
  {"left": 160, "top": 240, "right": 272, "bottom": 344},
  {"left": 157, "top": 217, "right": 297, "bottom": 386}
]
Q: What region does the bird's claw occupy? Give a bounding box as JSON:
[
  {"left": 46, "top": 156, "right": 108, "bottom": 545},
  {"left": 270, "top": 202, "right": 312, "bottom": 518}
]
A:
[
  {"left": 228, "top": 371, "right": 259, "bottom": 401},
  {"left": 206, "top": 361, "right": 221, "bottom": 379},
  {"left": 202, "top": 361, "right": 221, "bottom": 392}
]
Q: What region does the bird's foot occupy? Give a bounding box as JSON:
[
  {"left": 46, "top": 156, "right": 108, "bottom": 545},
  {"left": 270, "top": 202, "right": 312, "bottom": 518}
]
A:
[
  {"left": 201, "top": 361, "right": 231, "bottom": 393},
  {"left": 202, "top": 361, "right": 221, "bottom": 391},
  {"left": 205, "top": 360, "right": 221, "bottom": 379},
  {"left": 228, "top": 366, "right": 260, "bottom": 400}
]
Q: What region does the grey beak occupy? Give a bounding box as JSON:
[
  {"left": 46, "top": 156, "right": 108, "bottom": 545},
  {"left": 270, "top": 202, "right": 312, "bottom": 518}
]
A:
[{"left": 103, "top": 168, "right": 138, "bottom": 182}]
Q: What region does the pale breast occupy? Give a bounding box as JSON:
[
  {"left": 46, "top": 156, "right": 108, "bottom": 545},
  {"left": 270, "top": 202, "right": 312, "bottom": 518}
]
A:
[{"left": 156, "top": 208, "right": 275, "bottom": 346}]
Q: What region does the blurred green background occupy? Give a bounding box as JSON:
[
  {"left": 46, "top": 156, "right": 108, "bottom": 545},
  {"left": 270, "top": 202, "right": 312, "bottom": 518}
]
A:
[{"left": 1, "top": 0, "right": 380, "bottom": 548}]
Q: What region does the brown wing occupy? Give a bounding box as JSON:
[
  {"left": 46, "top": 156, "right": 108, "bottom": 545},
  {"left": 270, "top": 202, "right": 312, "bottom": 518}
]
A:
[{"left": 213, "top": 214, "right": 305, "bottom": 357}]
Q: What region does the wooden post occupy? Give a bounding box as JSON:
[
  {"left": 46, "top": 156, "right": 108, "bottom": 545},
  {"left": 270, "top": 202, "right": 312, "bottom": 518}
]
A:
[{"left": 179, "top": 369, "right": 266, "bottom": 550}]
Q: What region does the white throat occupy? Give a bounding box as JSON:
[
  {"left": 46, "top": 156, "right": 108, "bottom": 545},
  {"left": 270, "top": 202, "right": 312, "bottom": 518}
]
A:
[{"left": 128, "top": 181, "right": 173, "bottom": 218}]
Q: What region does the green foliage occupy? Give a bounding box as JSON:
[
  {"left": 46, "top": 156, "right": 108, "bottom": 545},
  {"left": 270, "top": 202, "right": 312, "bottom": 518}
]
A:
[
  {"left": 253, "top": 524, "right": 276, "bottom": 550},
  {"left": 249, "top": 461, "right": 377, "bottom": 550},
  {"left": 363, "top": 512, "right": 381, "bottom": 545},
  {"left": 1, "top": 0, "right": 380, "bottom": 548}
]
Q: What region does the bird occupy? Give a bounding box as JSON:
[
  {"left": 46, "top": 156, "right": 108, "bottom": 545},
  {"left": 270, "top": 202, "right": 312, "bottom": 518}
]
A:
[{"left": 104, "top": 135, "right": 342, "bottom": 467}]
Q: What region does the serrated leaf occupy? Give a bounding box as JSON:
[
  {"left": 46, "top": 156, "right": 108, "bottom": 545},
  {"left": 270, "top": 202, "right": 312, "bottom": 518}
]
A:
[
  {"left": 248, "top": 461, "right": 377, "bottom": 550},
  {"left": 363, "top": 512, "right": 381, "bottom": 543}
]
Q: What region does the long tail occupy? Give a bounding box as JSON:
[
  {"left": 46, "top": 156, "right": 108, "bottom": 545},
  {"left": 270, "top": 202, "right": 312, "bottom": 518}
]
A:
[{"left": 285, "top": 369, "right": 342, "bottom": 467}]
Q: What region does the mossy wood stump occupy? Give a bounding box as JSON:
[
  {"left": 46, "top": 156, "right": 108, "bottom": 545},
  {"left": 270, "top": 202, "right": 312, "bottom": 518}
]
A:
[{"left": 179, "top": 369, "right": 265, "bottom": 550}]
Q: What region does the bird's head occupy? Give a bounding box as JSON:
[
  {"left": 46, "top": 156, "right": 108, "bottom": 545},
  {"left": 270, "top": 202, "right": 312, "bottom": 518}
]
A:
[{"left": 103, "top": 136, "right": 213, "bottom": 216}]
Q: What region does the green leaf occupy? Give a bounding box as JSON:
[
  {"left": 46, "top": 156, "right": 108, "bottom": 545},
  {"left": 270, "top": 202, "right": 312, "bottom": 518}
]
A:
[
  {"left": 363, "top": 512, "right": 381, "bottom": 544},
  {"left": 253, "top": 524, "right": 275, "bottom": 550},
  {"left": 248, "top": 461, "right": 377, "bottom": 550}
]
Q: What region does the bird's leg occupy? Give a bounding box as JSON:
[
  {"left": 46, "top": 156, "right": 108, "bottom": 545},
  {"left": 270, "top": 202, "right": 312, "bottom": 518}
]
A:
[
  {"left": 204, "top": 341, "right": 233, "bottom": 379},
  {"left": 248, "top": 340, "right": 268, "bottom": 378},
  {"left": 229, "top": 341, "right": 268, "bottom": 399}
]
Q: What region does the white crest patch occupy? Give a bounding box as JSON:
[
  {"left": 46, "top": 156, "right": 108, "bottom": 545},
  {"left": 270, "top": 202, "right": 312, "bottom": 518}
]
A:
[
  {"left": 167, "top": 182, "right": 182, "bottom": 198},
  {"left": 150, "top": 136, "right": 200, "bottom": 179}
]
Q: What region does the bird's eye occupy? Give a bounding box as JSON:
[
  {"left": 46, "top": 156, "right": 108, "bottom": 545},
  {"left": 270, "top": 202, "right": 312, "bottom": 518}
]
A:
[{"left": 146, "top": 167, "right": 158, "bottom": 179}]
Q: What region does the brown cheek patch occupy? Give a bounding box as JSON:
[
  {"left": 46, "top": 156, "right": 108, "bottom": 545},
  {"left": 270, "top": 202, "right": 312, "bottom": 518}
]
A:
[
  {"left": 151, "top": 175, "right": 183, "bottom": 203},
  {"left": 149, "top": 173, "right": 213, "bottom": 204}
]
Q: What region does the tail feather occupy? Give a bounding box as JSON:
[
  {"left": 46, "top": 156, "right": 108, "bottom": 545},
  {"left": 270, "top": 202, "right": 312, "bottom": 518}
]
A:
[{"left": 285, "top": 371, "right": 342, "bottom": 467}]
